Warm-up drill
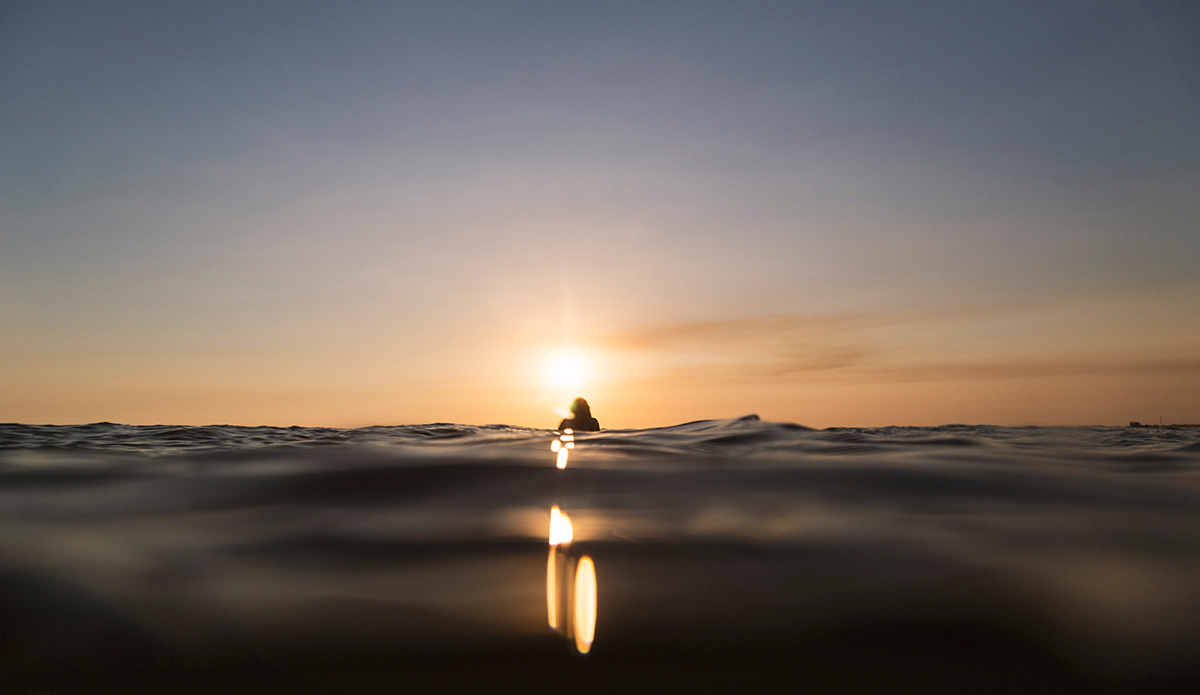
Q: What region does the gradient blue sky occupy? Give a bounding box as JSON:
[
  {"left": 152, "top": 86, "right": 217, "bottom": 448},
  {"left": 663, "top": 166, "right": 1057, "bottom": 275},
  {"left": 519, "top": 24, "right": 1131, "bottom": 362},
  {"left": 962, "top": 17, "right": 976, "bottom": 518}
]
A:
[{"left": 2, "top": 1, "right": 1198, "bottom": 427}]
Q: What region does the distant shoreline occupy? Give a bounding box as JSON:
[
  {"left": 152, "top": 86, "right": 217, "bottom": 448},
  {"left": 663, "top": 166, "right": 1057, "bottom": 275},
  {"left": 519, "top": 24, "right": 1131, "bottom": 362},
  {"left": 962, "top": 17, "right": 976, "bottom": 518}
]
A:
[{"left": 1129, "top": 422, "right": 1200, "bottom": 428}]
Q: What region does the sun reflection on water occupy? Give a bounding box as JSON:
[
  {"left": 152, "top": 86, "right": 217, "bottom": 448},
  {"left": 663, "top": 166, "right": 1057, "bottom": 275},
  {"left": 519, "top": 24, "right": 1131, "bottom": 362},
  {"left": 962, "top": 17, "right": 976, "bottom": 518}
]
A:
[
  {"left": 548, "top": 506, "right": 573, "bottom": 546},
  {"left": 546, "top": 548, "right": 559, "bottom": 630},
  {"left": 546, "top": 422, "right": 597, "bottom": 654},
  {"left": 551, "top": 429, "right": 574, "bottom": 469},
  {"left": 573, "top": 556, "right": 597, "bottom": 654}
]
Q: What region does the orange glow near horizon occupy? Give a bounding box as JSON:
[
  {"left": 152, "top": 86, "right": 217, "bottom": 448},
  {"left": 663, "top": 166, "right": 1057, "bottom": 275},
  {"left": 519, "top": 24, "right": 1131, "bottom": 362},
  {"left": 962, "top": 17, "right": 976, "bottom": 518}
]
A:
[
  {"left": 2, "top": 295, "right": 1197, "bottom": 429},
  {"left": 540, "top": 346, "right": 619, "bottom": 422}
]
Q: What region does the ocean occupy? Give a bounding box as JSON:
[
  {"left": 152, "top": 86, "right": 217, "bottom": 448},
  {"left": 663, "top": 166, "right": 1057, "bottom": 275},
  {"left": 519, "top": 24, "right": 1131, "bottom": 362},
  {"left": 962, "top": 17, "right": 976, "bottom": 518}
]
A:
[{"left": 2, "top": 417, "right": 1199, "bottom": 693}]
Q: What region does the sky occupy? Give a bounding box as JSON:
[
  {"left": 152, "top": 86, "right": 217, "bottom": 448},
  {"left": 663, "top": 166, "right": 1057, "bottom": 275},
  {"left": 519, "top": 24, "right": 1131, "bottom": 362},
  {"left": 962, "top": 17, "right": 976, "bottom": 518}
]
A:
[{"left": 2, "top": 0, "right": 1198, "bottom": 428}]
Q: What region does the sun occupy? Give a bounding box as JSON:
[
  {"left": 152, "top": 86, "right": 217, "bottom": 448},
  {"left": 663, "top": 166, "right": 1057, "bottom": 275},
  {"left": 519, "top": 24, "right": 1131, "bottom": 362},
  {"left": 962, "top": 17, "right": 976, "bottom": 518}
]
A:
[{"left": 548, "top": 352, "right": 587, "bottom": 390}]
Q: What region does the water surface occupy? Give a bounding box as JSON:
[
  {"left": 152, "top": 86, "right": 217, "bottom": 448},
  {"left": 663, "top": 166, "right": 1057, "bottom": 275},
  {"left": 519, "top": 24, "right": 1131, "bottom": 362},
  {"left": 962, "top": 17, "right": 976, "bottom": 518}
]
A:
[{"left": 2, "top": 418, "right": 1198, "bottom": 692}]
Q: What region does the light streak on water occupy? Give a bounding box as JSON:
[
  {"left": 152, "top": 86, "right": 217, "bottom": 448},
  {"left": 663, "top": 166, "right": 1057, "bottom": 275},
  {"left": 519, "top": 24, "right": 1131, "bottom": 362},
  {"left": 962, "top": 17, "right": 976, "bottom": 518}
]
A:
[
  {"left": 573, "top": 556, "right": 597, "bottom": 654},
  {"left": 548, "top": 506, "right": 573, "bottom": 546}
]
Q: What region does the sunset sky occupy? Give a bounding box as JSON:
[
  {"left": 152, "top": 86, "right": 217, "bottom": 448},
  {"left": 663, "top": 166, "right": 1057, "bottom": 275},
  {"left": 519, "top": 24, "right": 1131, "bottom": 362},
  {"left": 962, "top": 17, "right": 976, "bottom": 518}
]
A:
[{"left": 2, "top": 1, "right": 1198, "bottom": 428}]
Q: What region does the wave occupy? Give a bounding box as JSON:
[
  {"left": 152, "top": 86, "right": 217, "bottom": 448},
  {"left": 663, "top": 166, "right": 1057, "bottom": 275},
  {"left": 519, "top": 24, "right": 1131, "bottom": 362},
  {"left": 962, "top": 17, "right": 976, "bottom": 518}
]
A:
[
  {"left": 2, "top": 418, "right": 1200, "bottom": 691},
  {"left": 3, "top": 417, "right": 1197, "bottom": 461}
]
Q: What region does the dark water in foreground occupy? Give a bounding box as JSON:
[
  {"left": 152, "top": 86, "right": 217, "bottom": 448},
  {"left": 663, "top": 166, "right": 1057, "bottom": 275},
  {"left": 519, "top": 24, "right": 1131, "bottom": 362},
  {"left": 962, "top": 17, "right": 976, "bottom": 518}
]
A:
[{"left": 2, "top": 417, "right": 1200, "bottom": 693}]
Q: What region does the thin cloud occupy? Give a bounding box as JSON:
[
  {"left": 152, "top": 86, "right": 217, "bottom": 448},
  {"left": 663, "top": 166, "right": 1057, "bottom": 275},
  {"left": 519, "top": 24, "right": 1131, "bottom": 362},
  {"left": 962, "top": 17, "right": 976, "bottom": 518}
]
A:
[
  {"left": 616, "top": 303, "right": 1035, "bottom": 350},
  {"left": 853, "top": 358, "right": 1200, "bottom": 384},
  {"left": 609, "top": 303, "right": 1200, "bottom": 386}
]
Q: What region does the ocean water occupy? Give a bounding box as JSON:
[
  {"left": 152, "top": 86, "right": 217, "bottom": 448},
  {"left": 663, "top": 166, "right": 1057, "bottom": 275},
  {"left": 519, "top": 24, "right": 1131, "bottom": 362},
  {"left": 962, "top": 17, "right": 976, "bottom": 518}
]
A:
[{"left": 2, "top": 417, "right": 1199, "bottom": 693}]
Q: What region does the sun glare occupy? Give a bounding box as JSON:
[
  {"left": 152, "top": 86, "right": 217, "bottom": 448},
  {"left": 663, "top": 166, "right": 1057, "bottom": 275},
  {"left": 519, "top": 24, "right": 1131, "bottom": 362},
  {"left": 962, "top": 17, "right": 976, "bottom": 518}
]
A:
[{"left": 549, "top": 352, "right": 587, "bottom": 390}]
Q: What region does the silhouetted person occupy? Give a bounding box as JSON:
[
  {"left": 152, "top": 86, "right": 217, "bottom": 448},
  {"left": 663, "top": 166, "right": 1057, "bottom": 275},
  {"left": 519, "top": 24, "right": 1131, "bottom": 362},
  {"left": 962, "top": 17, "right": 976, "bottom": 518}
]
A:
[{"left": 558, "top": 397, "right": 600, "bottom": 432}]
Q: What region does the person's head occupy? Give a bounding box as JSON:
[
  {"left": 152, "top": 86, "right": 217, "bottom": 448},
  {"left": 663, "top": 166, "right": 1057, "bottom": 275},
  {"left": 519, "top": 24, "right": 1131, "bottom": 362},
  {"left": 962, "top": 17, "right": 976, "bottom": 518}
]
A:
[{"left": 570, "top": 397, "right": 591, "bottom": 418}]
